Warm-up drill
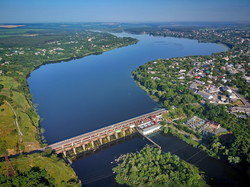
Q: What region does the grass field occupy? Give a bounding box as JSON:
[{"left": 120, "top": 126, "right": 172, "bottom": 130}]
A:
[
  {"left": 0, "top": 76, "right": 40, "bottom": 156},
  {"left": 0, "top": 153, "right": 79, "bottom": 186},
  {"left": 0, "top": 28, "right": 46, "bottom": 38},
  {"left": 0, "top": 75, "right": 78, "bottom": 186},
  {"left": 0, "top": 103, "right": 19, "bottom": 155}
]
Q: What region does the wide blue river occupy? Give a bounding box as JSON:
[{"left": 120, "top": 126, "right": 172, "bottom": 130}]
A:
[
  {"left": 28, "top": 33, "right": 226, "bottom": 143},
  {"left": 28, "top": 33, "right": 247, "bottom": 186}
]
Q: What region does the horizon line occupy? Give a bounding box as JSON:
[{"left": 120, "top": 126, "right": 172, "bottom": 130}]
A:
[{"left": 0, "top": 21, "right": 250, "bottom": 25}]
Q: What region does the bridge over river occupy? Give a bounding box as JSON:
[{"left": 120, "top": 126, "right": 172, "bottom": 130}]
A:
[{"left": 43, "top": 109, "right": 166, "bottom": 156}]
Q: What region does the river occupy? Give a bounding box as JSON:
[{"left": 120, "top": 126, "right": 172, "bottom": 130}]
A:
[{"left": 28, "top": 33, "right": 247, "bottom": 186}]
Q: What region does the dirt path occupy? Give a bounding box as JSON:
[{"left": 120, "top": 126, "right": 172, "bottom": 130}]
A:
[{"left": 5, "top": 101, "right": 23, "bottom": 138}]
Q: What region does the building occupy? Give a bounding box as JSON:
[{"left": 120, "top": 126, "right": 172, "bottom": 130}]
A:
[
  {"left": 229, "top": 94, "right": 238, "bottom": 100},
  {"left": 206, "top": 120, "right": 221, "bottom": 129},
  {"left": 189, "top": 82, "right": 198, "bottom": 91},
  {"left": 197, "top": 91, "right": 213, "bottom": 100},
  {"left": 137, "top": 123, "right": 162, "bottom": 135},
  {"left": 206, "top": 86, "right": 220, "bottom": 94},
  {"left": 136, "top": 113, "right": 163, "bottom": 135},
  {"left": 219, "top": 95, "right": 227, "bottom": 102},
  {"left": 231, "top": 107, "right": 250, "bottom": 114}
]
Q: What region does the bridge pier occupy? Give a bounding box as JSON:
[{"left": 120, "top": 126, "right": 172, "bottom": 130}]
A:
[
  {"left": 115, "top": 132, "right": 118, "bottom": 139},
  {"left": 82, "top": 144, "right": 85, "bottom": 151},
  {"left": 128, "top": 128, "right": 132, "bottom": 134},
  {"left": 72, "top": 143, "right": 77, "bottom": 155},
  {"left": 73, "top": 147, "right": 77, "bottom": 155},
  {"left": 99, "top": 138, "right": 103, "bottom": 144},
  {"left": 107, "top": 135, "right": 110, "bottom": 142},
  {"left": 122, "top": 130, "right": 126, "bottom": 137},
  {"left": 63, "top": 151, "right": 67, "bottom": 157},
  {"left": 45, "top": 109, "right": 166, "bottom": 157}
]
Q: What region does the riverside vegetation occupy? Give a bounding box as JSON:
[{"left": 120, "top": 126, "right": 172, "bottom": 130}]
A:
[
  {"left": 132, "top": 26, "right": 250, "bottom": 171},
  {"left": 0, "top": 24, "right": 138, "bottom": 186},
  {"left": 113, "top": 146, "right": 207, "bottom": 187},
  {"left": 111, "top": 24, "right": 250, "bottom": 186}
]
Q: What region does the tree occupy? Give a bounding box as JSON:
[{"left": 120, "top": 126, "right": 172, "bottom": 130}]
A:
[
  {"left": 0, "top": 140, "right": 7, "bottom": 155},
  {"left": 228, "top": 156, "right": 240, "bottom": 164},
  {"left": 113, "top": 146, "right": 207, "bottom": 187},
  {"left": 163, "top": 126, "right": 169, "bottom": 134},
  {"left": 0, "top": 167, "right": 54, "bottom": 186}
]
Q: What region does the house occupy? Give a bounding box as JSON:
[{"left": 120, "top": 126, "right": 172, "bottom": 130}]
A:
[
  {"left": 223, "top": 57, "right": 230, "bottom": 61},
  {"left": 198, "top": 91, "right": 213, "bottom": 100},
  {"left": 229, "top": 94, "right": 238, "bottom": 100},
  {"left": 231, "top": 107, "right": 250, "bottom": 114},
  {"left": 219, "top": 95, "right": 227, "bottom": 102},
  {"left": 207, "top": 86, "right": 220, "bottom": 93},
  {"left": 179, "top": 69, "right": 186, "bottom": 73},
  {"left": 220, "top": 86, "right": 232, "bottom": 94},
  {"left": 206, "top": 120, "right": 221, "bottom": 129},
  {"left": 194, "top": 80, "right": 205, "bottom": 85},
  {"left": 178, "top": 76, "right": 185, "bottom": 80},
  {"left": 152, "top": 77, "right": 161, "bottom": 80},
  {"left": 189, "top": 82, "right": 198, "bottom": 91}
]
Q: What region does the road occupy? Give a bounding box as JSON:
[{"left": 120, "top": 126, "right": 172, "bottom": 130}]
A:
[
  {"left": 232, "top": 90, "right": 250, "bottom": 107},
  {"left": 5, "top": 101, "right": 23, "bottom": 137},
  {"left": 45, "top": 109, "right": 166, "bottom": 150}
]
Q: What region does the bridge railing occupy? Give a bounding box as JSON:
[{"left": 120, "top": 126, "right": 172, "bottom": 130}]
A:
[{"left": 46, "top": 109, "right": 166, "bottom": 149}]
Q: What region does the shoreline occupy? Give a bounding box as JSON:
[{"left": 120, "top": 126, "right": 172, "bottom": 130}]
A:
[
  {"left": 25, "top": 40, "right": 138, "bottom": 147},
  {"left": 30, "top": 34, "right": 226, "bottom": 149},
  {"left": 2, "top": 32, "right": 229, "bottom": 185}
]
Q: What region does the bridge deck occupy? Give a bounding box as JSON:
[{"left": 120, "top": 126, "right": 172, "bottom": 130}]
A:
[{"left": 46, "top": 109, "right": 166, "bottom": 150}]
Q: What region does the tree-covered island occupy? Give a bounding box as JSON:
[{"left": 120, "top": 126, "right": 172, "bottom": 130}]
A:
[{"left": 113, "top": 146, "right": 207, "bottom": 187}]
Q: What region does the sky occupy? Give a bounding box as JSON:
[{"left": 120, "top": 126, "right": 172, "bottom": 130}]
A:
[{"left": 0, "top": 0, "right": 250, "bottom": 23}]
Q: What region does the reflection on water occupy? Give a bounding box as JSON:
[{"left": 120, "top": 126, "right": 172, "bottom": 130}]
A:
[
  {"left": 150, "top": 132, "right": 248, "bottom": 187},
  {"left": 72, "top": 133, "right": 150, "bottom": 187},
  {"left": 28, "top": 33, "right": 234, "bottom": 186},
  {"left": 73, "top": 132, "right": 248, "bottom": 187}
]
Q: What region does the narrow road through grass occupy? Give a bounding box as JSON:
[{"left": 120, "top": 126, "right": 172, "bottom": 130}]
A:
[{"left": 5, "top": 101, "right": 23, "bottom": 138}]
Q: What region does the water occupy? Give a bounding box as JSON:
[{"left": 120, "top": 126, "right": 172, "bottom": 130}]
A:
[
  {"left": 28, "top": 33, "right": 227, "bottom": 144},
  {"left": 27, "top": 33, "right": 240, "bottom": 186},
  {"left": 72, "top": 134, "right": 148, "bottom": 187},
  {"left": 150, "top": 132, "right": 247, "bottom": 187},
  {"left": 72, "top": 132, "right": 248, "bottom": 187}
]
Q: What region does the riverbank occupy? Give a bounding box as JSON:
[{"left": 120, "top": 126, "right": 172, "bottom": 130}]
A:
[
  {"left": 0, "top": 29, "right": 138, "bottom": 186},
  {"left": 0, "top": 152, "right": 80, "bottom": 186},
  {"left": 27, "top": 30, "right": 230, "bottom": 186},
  {"left": 131, "top": 26, "right": 250, "bottom": 183},
  {"left": 0, "top": 30, "right": 138, "bottom": 156}
]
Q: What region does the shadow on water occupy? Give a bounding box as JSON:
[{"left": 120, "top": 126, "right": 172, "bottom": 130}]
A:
[
  {"left": 149, "top": 132, "right": 249, "bottom": 187},
  {"left": 71, "top": 133, "right": 150, "bottom": 187},
  {"left": 28, "top": 33, "right": 235, "bottom": 186},
  {"left": 71, "top": 131, "right": 249, "bottom": 187}
]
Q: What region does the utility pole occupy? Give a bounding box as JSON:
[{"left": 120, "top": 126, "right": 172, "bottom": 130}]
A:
[{"left": 5, "top": 156, "right": 16, "bottom": 177}]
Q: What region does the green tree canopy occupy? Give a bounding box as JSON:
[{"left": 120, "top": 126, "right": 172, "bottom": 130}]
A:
[{"left": 113, "top": 146, "right": 207, "bottom": 187}]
